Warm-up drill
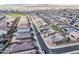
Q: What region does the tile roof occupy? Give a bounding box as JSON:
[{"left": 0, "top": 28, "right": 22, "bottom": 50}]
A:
[
  {"left": 48, "top": 33, "right": 65, "bottom": 42},
  {"left": 9, "top": 42, "right": 34, "bottom": 53},
  {"left": 69, "top": 31, "right": 79, "bottom": 38},
  {"left": 16, "top": 33, "right": 32, "bottom": 39}
]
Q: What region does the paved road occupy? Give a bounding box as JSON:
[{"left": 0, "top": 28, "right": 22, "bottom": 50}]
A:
[
  {"left": 51, "top": 44, "right": 79, "bottom": 54},
  {"left": 31, "top": 18, "right": 51, "bottom": 54}
]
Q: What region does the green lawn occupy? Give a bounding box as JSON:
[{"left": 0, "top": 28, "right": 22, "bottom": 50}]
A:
[{"left": 7, "top": 13, "right": 26, "bottom": 16}]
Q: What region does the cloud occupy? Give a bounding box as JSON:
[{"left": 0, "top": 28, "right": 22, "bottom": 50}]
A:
[{"left": 0, "top": 0, "right": 78, "bottom": 5}]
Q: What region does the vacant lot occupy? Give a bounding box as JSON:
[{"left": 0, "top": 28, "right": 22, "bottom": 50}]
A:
[{"left": 7, "top": 13, "right": 26, "bottom": 16}]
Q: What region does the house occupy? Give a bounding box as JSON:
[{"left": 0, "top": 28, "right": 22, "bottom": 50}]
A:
[
  {"left": 9, "top": 42, "right": 34, "bottom": 53},
  {"left": 44, "top": 37, "right": 56, "bottom": 47},
  {"left": 39, "top": 25, "right": 50, "bottom": 31},
  {"left": 56, "top": 24, "right": 69, "bottom": 30},
  {"left": 50, "top": 19, "right": 64, "bottom": 27},
  {"left": 0, "top": 21, "right": 10, "bottom": 31},
  {"left": 16, "top": 28, "right": 31, "bottom": 33},
  {"left": 61, "top": 27, "right": 78, "bottom": 34},
  {"left": 36, "top": 22, "right": 43, "bottom": 28},
  {"left": 0, "top": 44, "right": 4, "bottom": 50},
  {"left": 48, "top": 33, "right": 67, "bottom": 45},
  {"left": 20, "top": 16, "right": 27, "bottom": 19},
  {"left": 42, "top": 22, "right": 48, "bottom": 26},
  {"left": 0, "top": 15, "right": 6, "bottom": 21},
  {"left": 16, "top": 33, "right": 32, "bottom": 39},
  {"left": 68, "top": 31, "right": 79, "bottom": 41},
  {"left": 18, "top": 21, "right": 29, "bottom": 25},
  {"left": 17, "top": 24, "right": 30, "bottom": 29},
  {"left": 42, "top": 28, "right": 55, "bottom": 37},
  {"left": 0, "top": 30, "right": 7, "bottom": 35},
  {"left": 11, "top": 36, "right": 32, "bottom": 44},
  {"left": 73, "top": 19, "right": 79, "bottom": 29},
  {"left": 65, "top": 18, "right": 73, "bottom": 24},
  {"left": 59, "top": 17, "right": 72, "bottom": 24}
]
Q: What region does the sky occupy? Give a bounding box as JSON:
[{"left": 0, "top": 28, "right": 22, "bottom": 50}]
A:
[{"left": 0, "top": 0, "right": 79, "bottom": 5}]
